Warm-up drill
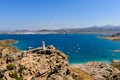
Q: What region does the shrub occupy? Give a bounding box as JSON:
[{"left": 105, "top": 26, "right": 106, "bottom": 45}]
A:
[
  {"left": 18, "top": 66, "right": 26, "bottom": 73},
  {"left": 17, "top": 77, "right": 23, "bottom": 80},
  {"left": 9, "top": 71, "right": 23, "bottom": 80},
  {"left": 6, "top": 64, "right": 15, "bottom": 70},
  {"left": 0, "top": 78, "right": 4, "bottom": 80},
  {"left": 9, "top": 71, "right": 18, "bottom": 78}
]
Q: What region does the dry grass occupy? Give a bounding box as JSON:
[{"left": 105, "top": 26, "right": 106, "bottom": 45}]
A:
[{"left": 70, "top": 68, "right": 95, "bottom": 80}]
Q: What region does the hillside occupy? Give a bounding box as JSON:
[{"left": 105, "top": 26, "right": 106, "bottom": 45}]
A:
[
  {"left": 0, "top": 40, "right": 94, "bottom": 80},
  {"left": 1, "top": 25, "right": 120, "bottom": 34}
]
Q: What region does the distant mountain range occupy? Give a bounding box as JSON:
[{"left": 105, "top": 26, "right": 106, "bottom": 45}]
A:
[{"left": 1, "top": 25, "right": 120, "bottom": 34}]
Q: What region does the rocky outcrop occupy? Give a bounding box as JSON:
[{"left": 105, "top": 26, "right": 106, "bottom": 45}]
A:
[
  {"left": 71, "top": 62, "right": 120, "bottom": 80},
  {"left": 111, "top": 60, "right": 120, "bottom": 71},
  {"left": 0, "top": 45, "right": 94, "bottom": 80},
  {"left": 1, "top": 39, "right": 119, "bottom": 80},
  {"left": 0, "top": 39, "right": 20, "bottom": 57}
]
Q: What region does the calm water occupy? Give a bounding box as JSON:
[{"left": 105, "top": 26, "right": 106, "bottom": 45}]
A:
[{"left": 0, "top": 34, "right": 120, "bottom": 64}]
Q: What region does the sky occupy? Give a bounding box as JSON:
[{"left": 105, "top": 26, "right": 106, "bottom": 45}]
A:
[{"left": 0, "top": 0, "right": 120, "bottom": 31}]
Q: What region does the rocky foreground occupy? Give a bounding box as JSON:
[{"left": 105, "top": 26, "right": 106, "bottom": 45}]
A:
[
  {"left": 71, "top": 61, "right": 120, "bottom": 80},
  {"left": 0, "top": 40, "right": 120, "bottom": 80}
]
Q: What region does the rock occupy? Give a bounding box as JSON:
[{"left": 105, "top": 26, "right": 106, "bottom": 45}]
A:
[
  {"left": 0, "top": 45, "right": 94, "bottom": 80},
  {"left": 0, "top": 40, "right": 96, "bottom": 80},
  {"left": 71, "top": 62, "right": 120, "bottom": 80},
  {"left": 0, "top": 39, "right": 20, "bottom": 58},
  {"left": 111, "top": 60, "right": 120, "bottom": 63},
  {"left": 111, "top": 60, "right": 120, "bottom": 71}
]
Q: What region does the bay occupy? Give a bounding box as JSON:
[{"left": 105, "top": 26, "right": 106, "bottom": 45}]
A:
[{"left": 0, "top": 34, "right": 120, "bottom": 64}]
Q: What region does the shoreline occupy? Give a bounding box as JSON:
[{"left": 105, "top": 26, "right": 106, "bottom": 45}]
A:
[
  {"left": 0, "top": 39, "right": 120, "bottom": 79},
  {"left": 69, "top": 60, "right": 112, "bottom": 65},
  {"left": 0, "top": 39, "right": 20, "bottom": 54},
  {"left": 99, "top": 35, "right": 120, "bottom": 41},
  {"left": 1, "top": 39, "right": 119, "bottom": 65},
  {"left": 0, "top": 39, "right": 18, "bottom": 45}
]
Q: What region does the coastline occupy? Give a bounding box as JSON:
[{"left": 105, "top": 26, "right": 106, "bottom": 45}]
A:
[
  {"left": 0, "top": 39, "right": 117, "bottom": 65},
  {"left": 0, "top": 39, "right": 120, "bottom": 80},
  {"left": 70, "top": 61, "right": 111, "bottom": 67},
  {"left": 114, "top": 50, "right": 120, "bottom": 53},
  {"left": 0, "top": 42, "right": 95, "bottom": 80},
  {"left": 0, "top": 39, "right": 20, "bottom": 55},
  {"left": 0, "top": 39, "right": 18, "bottom": 45},
  {"left": 99, "top": 36, "right": 120, "bottom": 41}
]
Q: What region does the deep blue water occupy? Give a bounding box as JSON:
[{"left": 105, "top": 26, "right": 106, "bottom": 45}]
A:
[{"left": 0, "top": 34, "right": 120, "bottom": 64}]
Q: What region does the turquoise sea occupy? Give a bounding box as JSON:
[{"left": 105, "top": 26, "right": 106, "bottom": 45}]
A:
[{"left": 0, "top": 34, "right": 120, "bottom": 64}]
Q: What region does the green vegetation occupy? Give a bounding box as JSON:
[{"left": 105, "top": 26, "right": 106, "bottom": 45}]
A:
[
  {"left": 17, "top": 77, "right": 23, "bottom": 80},
  {"left": 18, "top": 66, "right": 26, "bottom": 73},
  {"left": 9, "top": 71, "right": 18, "bottom": 78},
  {"left": 7, "top": 64, "right": 15, "bottom": 70},
  {"left": 0, "top": 78, "right": 4, "bottom": 80},
  {"left": 9, "top": 71, "right": 23, "bottom": 80}
]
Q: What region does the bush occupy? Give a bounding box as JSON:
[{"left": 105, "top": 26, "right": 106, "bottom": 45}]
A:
[
  {"left": 0, "top": 78, "right": 4, "bottom": 80},
  {"left": 9, "top": 71, "right": 23, "bottom": 80},
  {"left": 18, "top": 66, "right": 26, "bottom": 73},
  {"left": 6, "top": 64, "right": 15, "bottom": 70},
  {"left": 17, "top": 77, "right": 23, "bottom": 80},
  {"left": 9, "top": 71, "right": 18, "bottom": 78}
]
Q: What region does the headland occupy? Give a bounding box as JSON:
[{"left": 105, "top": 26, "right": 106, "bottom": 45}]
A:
[{"left": 0, "top": 39, "right": 120, "bottom": 80}]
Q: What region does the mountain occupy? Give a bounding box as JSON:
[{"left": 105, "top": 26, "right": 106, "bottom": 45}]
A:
[{"left": 1, "top": 25, "right": 120, "bottom": 34}]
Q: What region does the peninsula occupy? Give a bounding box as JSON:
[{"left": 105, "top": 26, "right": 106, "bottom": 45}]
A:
[
  {"left": 99, "top": 33, "right": 120, "bottom": 53},
  {"left": 99, "top": 33, "right": 120, "bottom": 41},
  {"left": 0, "top": 40, "right": 120, "bottom": 80}
]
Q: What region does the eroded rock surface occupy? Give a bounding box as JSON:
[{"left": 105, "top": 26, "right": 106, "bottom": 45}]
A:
[
  {"left": 71, "top": 62, "right": 120, "bottom": 80},
  {"left": 0, "top": 45, "right": 94, "bottom": 80}
]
